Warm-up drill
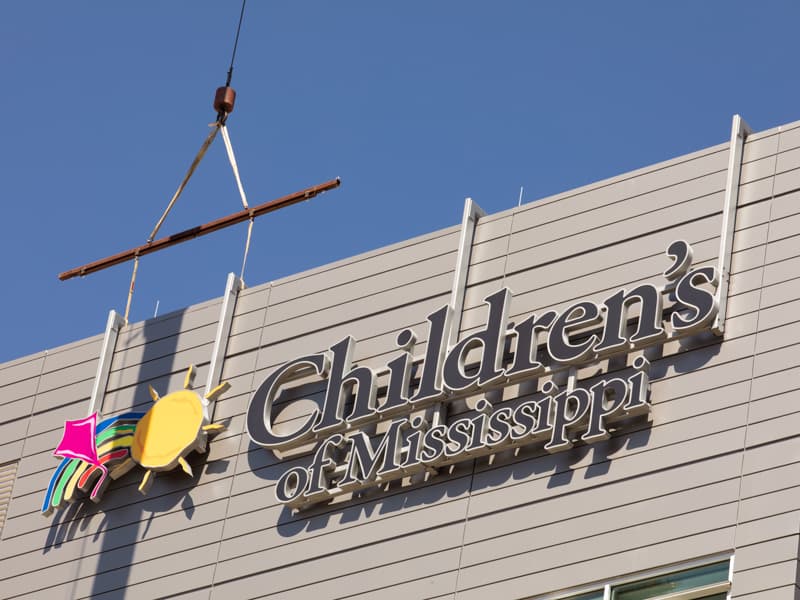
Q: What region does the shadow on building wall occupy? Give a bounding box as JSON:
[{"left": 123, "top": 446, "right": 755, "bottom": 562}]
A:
[
  {"left": 242, "top": 332, "right": 723, "bottom": 540},
  {"left": 42, "top": 308, "right": 205, "bottom": 599}
]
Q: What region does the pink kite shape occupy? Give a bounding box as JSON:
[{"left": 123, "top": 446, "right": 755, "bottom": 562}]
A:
[{"left": 54, "top": 413, "right": 101, "bottom": 466}]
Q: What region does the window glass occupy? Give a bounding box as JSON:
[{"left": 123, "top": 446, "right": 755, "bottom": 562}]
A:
[
  {"left": 552, "top": 559, "right": 731, "bottom": 600},
  {"left": 611, "top": 561, "right": 729, "bottom": 600}
]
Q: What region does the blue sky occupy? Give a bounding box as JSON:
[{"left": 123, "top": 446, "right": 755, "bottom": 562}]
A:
[{"left": 1, "top": 1, "right": 799, "bottom": 364}]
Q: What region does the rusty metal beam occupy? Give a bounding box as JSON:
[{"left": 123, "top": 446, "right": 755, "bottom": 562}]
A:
[{"left": 59, "top": 178, "right": 341, "bottom": 281}]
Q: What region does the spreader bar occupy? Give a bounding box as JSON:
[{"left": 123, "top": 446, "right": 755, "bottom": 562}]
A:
[{"left": 59, "top": 178, "right": 341, "bottom": 281}]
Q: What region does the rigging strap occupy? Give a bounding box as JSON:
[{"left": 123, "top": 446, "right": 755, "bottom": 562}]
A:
[
  {"left": 241, "top": 217, "right": 254, "bottom": 282},
  {"left": 148, "top": 123, "right": 221, "bottom": 243},
  {"left": 124, "top": 255, "right": 140, "bottom": 323},
  {"left": 219, "top": 124, "right": 249, "bottom": 210}
]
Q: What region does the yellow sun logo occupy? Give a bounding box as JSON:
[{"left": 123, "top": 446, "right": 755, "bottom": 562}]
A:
[{"left": 110, "top": 365, "right": 227, "bottom": 493}]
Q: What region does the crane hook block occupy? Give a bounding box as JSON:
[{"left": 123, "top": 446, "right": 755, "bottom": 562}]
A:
[{"left": 214, "top": 86, "right": 237, "bottom": 114}]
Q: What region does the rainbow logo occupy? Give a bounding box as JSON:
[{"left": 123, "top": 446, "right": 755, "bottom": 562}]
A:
[{"left": 41, "top": 411, "right": 144, "bottom": 516}]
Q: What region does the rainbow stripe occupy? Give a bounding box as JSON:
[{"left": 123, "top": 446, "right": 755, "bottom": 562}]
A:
[{"left": 41, "top": 412, "right": 144, "bottom": 516}]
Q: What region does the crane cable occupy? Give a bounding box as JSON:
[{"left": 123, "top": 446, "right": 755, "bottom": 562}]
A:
[
  {"left": 223, "top": 0, "right": 254, "bottom": 283},
  {"left": 124, "top": 0, "right": 250, "bottom": 322}
]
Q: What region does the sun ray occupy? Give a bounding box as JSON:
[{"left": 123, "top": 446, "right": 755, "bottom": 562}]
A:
[
  {"left": 202, "top": 423, "right": 226, "bottom": 433},
  {"left": 139, "top": 470, "right": 154, "bottom": 494},
  {"left": 205, "top": 381, "right": 230, "bottom": 402},
  {"left": 148, "top": 385, "right": 160, "bottom": 402},
  {"left": 178, "top": 457, "right": 193, "bottom": 477},
  {"left": 183, "top": 365, "right": 195, "bottom": 389}
]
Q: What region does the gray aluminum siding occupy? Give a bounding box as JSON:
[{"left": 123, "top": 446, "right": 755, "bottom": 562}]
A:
[{"left": 1, "top": 119, "right": 799, "bottom": 599}]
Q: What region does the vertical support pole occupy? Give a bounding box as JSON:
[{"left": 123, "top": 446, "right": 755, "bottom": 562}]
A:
[
  {"left": 567, "top": 367, "right": 578, "bottom": 394},
  {"left": 431, "top": 198, "right": 486, "bottom": 428},
  {"left": 204, "top": 272, "right": 244, "bottom": 420},
  {"left": 87, "top": 310, "right": 126, "bottom": 418},
  {"left": 448, "top": 197, "right": 487, "bottom": 348},
  {"left": 713, "top": 114, "right": 752, "bottom": 336}
]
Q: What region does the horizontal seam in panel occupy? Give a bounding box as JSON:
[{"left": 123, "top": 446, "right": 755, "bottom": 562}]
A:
[
  {"left": 454, "top": 522, "right": 736, "bottom": 595},
  {"left": 1, "top": 467, "right": 240, "bottom": 549},
  {"left": 459, "top": 498, "right": 739, "bottom": 574},
  {"left": 0, "top": 518, "right": 227, "bottom": 587},
  {"left": 464, "top": 476, "right": 740, "bottom": 549},
  {"left": 503, "top": 211, "right": 723, "bottom": 282},
  {"left": 511, "top": 146, "right": 729, "bottom": 216},
  {"left": 262, "top": 268, "right": 456, "bottom": 327},
  {"left": 512, "top": 173, "right": 727, "bottom": 241},
  {"left": 267, "top": 247, "right": 459, "bottom": 309},
  {"left": 213, "top": 544, "right": 462, "bottom": 598},
  {"left": 268, "top": 228, "right": 460, "bottom": 290},
  {"left": 213, "top": 515, "right": 467, "bottom": 586}
]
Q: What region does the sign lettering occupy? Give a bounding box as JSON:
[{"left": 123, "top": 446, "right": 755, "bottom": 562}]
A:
[{"left": 247, "top": 240, "right": 720, "bottom": 509}]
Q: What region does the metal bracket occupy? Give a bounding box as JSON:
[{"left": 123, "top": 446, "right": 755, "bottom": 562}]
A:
[
  {"left": 449, "top": 197, "right": 487, "bottom": 348},
  {"left": 430, "top": 197, "right": 486, "bottom": 428},
  {"left": 713, "top": 114, "right": 752, "bottom": 336},
  {"left": 566, "top": 367, "right": 578, "bottom": 394},
  {"left": 87, "top": 310, "right": 126, "bottom": 417},
  {"left": 204, "top": 272, "right": 244, "bottom": 420}
]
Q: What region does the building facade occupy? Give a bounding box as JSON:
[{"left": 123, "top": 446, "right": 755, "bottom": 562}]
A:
[{"left": 0, "top": 116, "right": 798, "bottom": 599}]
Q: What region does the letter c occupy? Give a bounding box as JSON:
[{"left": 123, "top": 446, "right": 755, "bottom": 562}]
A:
[{"left": 246, "top": 353, "right": 329, "bottom": 449}]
